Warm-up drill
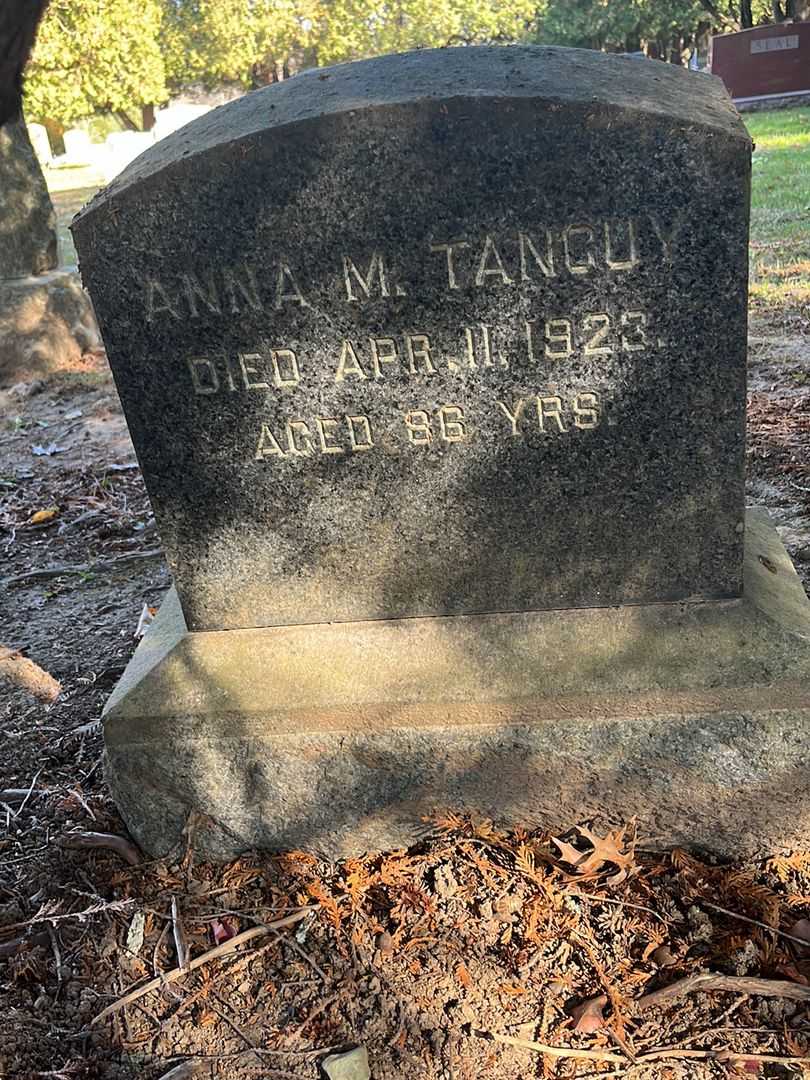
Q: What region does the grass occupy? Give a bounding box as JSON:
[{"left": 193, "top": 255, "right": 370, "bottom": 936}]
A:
[{"left": 746, "top": 106, "right": 810, "bottom": 314}]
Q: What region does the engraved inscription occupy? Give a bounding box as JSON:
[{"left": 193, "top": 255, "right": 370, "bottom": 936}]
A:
[
  {"left": 147, "top": 213, "right": 680, "bottom": 467},
  {"left": 142, "top": 214, "right": 681, "bottom": 324}
]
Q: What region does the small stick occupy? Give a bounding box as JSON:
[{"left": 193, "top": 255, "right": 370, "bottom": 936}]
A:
[
  {"left": 290, "top": 989, "right": 342, "bottom": 1038},
  {"left": 1, "top": 897, "right": 134, "bottom": 932},
  {"left": 565, "top": 890, "right": 669, "bottom": 927},
  {"left": 636, "top": 971, "right": 810, "bottom": 1012},
  {"left": 476, "top": 1031, "right": 810, "bottom": 1067},
  {"left": 91, "top": 909, "right": 312, "bottom": 1025},
  {"left": 702, "top": 901, "right": 810, "bottom": 951},
  {"left": 68, "top": 788, "right": 97, "bottom": 822},
  {"left": 62, "top": 831, "right": 142, "bottom": 866},
  {"left": 1, "top": 548, "right": 163, "bottom": 587},
  {"left": 16, "top": 769, "right": 44, "bottom": 819},
  {"left": 47, "top": 924, "right": 63, "bottom": 987},
  {"left": 171, "top": 897, "right": 189, "bottom": 971},
  {"left": 474, "top": 1029, "right": 627, "bottom": 1063}
]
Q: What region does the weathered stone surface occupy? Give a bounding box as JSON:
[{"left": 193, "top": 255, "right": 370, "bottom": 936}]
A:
[
  {"left": 0, "top": 270, "right": 101, "bottom": 384},
  {"left": 323, "top": 1047, "right": 371, "bottom": 1080},
  {"left": 0, "top": 116, "right": 57, "bottom": 279},
  {"left": 73, "top": 47, "right": 751, "bottom": 632},
  {"left": 103, "top": 509, "right": 810, "bottom": 862}
]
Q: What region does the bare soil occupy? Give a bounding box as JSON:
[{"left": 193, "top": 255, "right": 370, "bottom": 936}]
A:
[{"left": 0, "top": 304, "right": 809, "bottom": 1079}]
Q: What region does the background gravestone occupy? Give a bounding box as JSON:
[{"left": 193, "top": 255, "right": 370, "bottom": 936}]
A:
[
  {"left": 75, "top": 46, "right": 749, "bottom": 632},
  {"left": 0, "top": 117, "right": 100, "bottom": 384},
  {"left": 73, "top": 48, "right": 810, "bottom": 862}
]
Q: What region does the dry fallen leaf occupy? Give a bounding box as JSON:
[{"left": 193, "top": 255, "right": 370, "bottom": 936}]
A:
[
  {"left": 456, "top": 962, "right": 473, "bottom": 989},
  {"left": 29, "top": 507, "right": 59, "bottom": 525},
  {"left": 551, "top": 823, "right": 637, "bottom": 884},
  {"left": 31, "top": 442, "right": 67, "bottom": 456},
  {"left": 569, "top": 993, "right": 607, "bottom": 1033},
  {"left": 210, "top": 918, "right": 236, "bottom": 945},
  {"left": 134, "top": 604, "right": 158, "bottom": 639}
]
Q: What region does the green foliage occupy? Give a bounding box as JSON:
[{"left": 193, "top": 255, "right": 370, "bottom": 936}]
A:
[
  {"left": 161, "top": 0, "right": 537, "bottom": 89},
  {"left": 161, "top": 0, "right": 320, "bottom": 87},
  {"left": 537, "top": 0, "right": 775, "bottom": 57},
  {"left": 24, "top": 0, "right": 167, "bottom": 126},
  {"left": 316, "top": 0, "right": 538, "bottom": 66}
]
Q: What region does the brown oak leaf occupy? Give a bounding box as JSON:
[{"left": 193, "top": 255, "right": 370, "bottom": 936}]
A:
[{"left": 551, "top": 823, "right": 636, "bottom": 884}]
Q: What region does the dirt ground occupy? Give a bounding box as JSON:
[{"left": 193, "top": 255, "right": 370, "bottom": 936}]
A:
[{"left": 0, "top": 294, "right": 809, "bottom": 1079}]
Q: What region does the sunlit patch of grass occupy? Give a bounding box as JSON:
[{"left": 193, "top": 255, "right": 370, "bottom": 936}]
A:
[{"left": 745, "top": 108, "right": 810, "bottom": 318}]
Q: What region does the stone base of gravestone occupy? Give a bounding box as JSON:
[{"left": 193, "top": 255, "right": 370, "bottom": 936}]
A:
[
  {"left": 104, "top": 508, "right": 810, "bottom": 862},
  {"left": 0, "top": 270, "right": 101, "bottom": 383}
]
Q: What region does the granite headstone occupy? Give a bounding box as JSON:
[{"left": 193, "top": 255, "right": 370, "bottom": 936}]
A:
[
  {"left": 71, "top": 48, "right": 810, "bottom": 862},
  {"left": 74, "top": 46, "right": 750, "bottom": 632}
]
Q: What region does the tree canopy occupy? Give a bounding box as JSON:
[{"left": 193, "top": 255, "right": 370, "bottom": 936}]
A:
[
  {"left": 24, "top": 0, "right": 167, "bottom": 126},
  {"left": 20, "top": 0, "right": 810, "bottom": 129},
  {"left": 538, "top": 0, "right": 796, "bottom": 60}
]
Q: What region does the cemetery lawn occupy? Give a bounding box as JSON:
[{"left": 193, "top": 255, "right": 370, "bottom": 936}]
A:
[
  {"left": 0, "top": 114, "right": 809, "bottom": 1079},
  {"left": 747, "top": 106, "right": 810, "bottom": 315}
]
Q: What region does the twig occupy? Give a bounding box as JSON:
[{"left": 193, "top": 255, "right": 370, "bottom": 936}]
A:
[
  {"left": 291, "top": 990, "right": 343, "bottom": 1038},
  {"left": 16, "top": 770, "right": 43, "bottom": 818},
  {"left": 208, "top": 997, "right": 262, "bottom": 1064},
  {"left": 565, "top": 889, "right": 669, "bottom": 927},
  {"left": 1, "top": 897, "right": 134, "bottom": 932},
  {"left": 91, "top": 909, "right": 313, "bottom": 1025},
  {"left": 68, "top": 788, "right": 97, "bottom": 822},
  {"left": 1, "top": 548, "right": 163, "bottom": 587},
  {"left": 474, "top": 1029, "right": 626, "bottom": 1063},
  {"left": 475, "top": 1030, "right": 810, "bottom": 1067},
  {"left": 62, "top": 830, "right": 142, "bottom": 866},
  {"left": 47, "top": 925, "right": 63, "bottom": 987},
  {"left": 171, "top": 897, "right": 189, "bottom": 972},
  {"left": 636, "top": 971, "right": 810, "bottom": 1011},
  {"left": 279, "top": 920, "right": 328, "bottom": 981},
  {"left": 0, "top": 788, "right": 44, "bottom": 805},
  {"left": 702, "top": 901, "right": 810, "bottom": 951}
]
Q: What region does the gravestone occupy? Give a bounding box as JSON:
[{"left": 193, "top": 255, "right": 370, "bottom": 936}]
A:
[
  {"left": 73, "top": 46, "right": 810, "bottom": 861},
  {"left": 0, "top": 116, "right": 100, "bottom": 383}
]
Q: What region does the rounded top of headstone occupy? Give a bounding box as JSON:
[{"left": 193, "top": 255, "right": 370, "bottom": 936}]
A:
[{"left": 74, "top": 45, "right": 748, "bottom": 224}]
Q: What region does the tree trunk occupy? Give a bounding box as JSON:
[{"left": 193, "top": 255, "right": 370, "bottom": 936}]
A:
[
  {"left": 0, "top": 115, "right": 57, "bottom": 278},
  {"left": 740, "top": 0, "right": 754, "bottom": 28},
  {"left": 0, "top": 0, "right": 49, "bottom": 129},
  {"left": 115, "top": 109, "right": 138, "bottom": 131}
]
